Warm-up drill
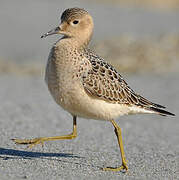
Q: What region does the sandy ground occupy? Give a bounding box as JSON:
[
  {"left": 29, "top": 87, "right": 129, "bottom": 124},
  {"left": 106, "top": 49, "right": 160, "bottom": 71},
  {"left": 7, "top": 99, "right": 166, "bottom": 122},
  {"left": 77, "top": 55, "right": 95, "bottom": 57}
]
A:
[{"left": 0, "top": 74, "right": 178, "bottom": 180}]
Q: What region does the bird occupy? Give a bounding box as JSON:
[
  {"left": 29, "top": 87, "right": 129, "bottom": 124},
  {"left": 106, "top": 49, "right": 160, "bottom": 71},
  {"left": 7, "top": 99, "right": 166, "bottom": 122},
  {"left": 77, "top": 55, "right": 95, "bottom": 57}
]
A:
[{"left": 12, "top": 7, "right": 175, "bottom": 172}]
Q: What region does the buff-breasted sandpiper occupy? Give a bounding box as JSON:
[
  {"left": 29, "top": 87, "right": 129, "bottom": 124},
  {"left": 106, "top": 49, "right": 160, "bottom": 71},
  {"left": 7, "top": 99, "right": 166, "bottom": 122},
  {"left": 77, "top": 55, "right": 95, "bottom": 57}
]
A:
[{"left": 12, "top": 7, "right": 175, "bottom": 172}]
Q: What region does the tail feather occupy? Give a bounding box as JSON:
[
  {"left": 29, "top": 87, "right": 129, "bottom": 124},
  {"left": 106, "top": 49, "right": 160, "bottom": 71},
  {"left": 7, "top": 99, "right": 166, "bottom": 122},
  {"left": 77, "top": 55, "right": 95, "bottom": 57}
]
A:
[
  {"left": 149, "top": 107, "right": 175, "bottom": 116},
  {"left": 152, "top": 103, "right": 166, "bottom": 109},
  {"left": 138, "top": 95, "right": 166, "bottom": 109}
]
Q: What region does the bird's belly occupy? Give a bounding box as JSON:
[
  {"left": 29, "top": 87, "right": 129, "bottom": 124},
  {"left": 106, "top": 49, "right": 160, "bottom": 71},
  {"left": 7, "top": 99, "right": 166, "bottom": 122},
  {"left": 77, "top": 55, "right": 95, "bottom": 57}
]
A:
[
  {"left": 54, "top": 83, "right": 131, "bottom": 121},
  {"left": 46, "top": 69, "right": 131, "bottom": 121}
]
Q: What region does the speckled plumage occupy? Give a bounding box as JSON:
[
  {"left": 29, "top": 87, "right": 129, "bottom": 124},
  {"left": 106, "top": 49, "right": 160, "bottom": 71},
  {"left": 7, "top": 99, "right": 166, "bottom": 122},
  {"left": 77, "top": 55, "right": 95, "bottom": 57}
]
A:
[
  {"left": 45, "top": 8, "right": 174, "bottom": 120},
  {"left": 61, "top": 8, "right": 88, "bottom": 22},
  {"left": 12, "top": 7, "right": 174, "bottom": 172},
  {"left": 82, "top": 49, "right": 156, "bottom": 105}
]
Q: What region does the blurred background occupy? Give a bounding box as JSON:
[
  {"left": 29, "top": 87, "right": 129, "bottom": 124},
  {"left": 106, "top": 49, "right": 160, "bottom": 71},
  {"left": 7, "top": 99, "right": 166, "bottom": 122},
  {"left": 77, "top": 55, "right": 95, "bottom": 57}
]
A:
[{"left": 0, "top": 0, "right": 179, "bottom": 76}]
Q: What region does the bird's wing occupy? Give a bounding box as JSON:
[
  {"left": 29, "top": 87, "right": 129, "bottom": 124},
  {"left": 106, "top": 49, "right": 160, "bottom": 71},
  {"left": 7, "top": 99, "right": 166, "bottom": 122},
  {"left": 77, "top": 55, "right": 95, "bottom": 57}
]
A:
[{"left": 82, "top": 50, "right": 165, "bottom": 109}]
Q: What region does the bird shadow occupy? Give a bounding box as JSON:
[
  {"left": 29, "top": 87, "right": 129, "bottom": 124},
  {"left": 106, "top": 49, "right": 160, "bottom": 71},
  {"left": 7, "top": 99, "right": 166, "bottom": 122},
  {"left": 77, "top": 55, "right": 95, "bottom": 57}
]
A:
[
  {"left": 0, "top": 147, "right": 102, "bottom": 170},
  {"left": 0, "top": 147, "right": 82, "bottom": 160}
]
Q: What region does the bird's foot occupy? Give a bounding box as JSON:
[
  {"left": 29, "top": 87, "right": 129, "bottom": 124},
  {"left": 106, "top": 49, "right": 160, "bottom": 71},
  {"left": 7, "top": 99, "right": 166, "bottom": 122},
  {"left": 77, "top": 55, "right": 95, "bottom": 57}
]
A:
[
  {"left": 12, "top": 137, "right": 45, "bottom": 148},
  {"left": 103, "top": 161, "right": 128, "bottom": 172}
]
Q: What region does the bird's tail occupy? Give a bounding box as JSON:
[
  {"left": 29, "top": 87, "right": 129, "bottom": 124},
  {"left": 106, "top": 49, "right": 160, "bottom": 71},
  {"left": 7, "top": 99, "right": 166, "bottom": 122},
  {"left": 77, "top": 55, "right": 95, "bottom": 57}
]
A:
[
  {"left": 148, "top": 106, "right": 175, "bottom": 116},
  {"left": 136, "top": 95, "right": 175, "bottom": 116}
]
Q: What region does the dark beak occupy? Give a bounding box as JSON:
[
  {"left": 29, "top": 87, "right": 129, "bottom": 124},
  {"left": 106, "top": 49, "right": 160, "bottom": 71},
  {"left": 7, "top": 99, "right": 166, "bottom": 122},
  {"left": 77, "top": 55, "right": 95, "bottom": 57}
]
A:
[{"left": 41, "top": 26, "right": 60, "bottom": 38}]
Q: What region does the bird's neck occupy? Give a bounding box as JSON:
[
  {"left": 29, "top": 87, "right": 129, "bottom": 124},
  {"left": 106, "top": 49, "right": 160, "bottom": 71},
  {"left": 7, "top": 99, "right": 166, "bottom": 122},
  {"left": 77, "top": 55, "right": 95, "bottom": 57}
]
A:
[{"left": 56, "top": 34, "right": 91, "bottom": 50}]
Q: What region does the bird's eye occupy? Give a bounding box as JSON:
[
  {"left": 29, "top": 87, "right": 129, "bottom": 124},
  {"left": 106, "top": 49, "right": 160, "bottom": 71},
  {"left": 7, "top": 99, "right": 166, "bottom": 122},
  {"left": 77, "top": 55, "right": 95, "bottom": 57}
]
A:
[{"left": 73, "top": 20, "right": 79, "bottom": 25}]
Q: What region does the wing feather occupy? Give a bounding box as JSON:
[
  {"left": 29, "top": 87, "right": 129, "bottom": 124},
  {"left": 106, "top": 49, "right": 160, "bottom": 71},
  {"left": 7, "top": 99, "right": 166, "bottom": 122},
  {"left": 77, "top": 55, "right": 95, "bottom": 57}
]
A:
[{"left": 82, "top": 50, "right": 164, "bottom": 109}]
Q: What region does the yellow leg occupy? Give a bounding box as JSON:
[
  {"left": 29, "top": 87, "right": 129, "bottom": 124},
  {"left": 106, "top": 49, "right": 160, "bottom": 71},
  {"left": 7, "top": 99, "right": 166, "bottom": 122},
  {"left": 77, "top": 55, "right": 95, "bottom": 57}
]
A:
[
  {"left": 12, "top": 116, "right": 77, "bottom": 148},
  {"left": 103, "top": 120, "right": 128, "bottom": 172}
]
